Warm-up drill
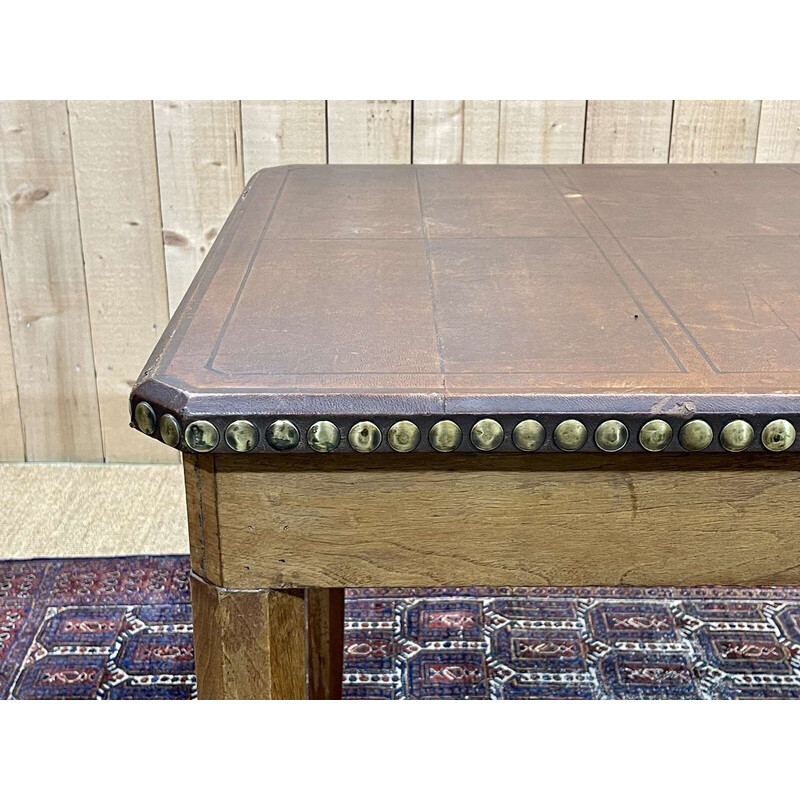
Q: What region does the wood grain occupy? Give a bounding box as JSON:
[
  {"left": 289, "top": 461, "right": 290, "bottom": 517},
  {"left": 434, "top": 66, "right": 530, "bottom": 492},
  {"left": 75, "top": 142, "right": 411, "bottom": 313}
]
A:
[
  {"left": 69, "top": 100, "right": 175, "bottom": 463},
  {"left": 0, "top": 100, "right": 103, "bottom": 461},
  {"left": 756, "top": 100, "right": 800, "bottom": 163},
  {"left": 670, "top": 100, "right": 761, "bottom": 163},
  {"left": 153, "top": 100, "right": 244, "bottom": 314},
  {"left": 191, "top": 572, "right": 307, "bottom": 700},
  {"left": 305, "top": 587, "right": 345, "bottom": 700},
  {"left": 0, "top": 257, "right": 23, "bottom": 460},
  {"left": 327, "top": 101, "right": 412, "bottom": 164},
  {"left": 184, "top": 453, "right": 222, "bottom": 585},
  {"left": 584, "top": 101, "right": 673, "bottom": 163},
  {"left": 499, "top": 101, "right": 586, "bottom": 163},
  {"left": 463, "top": 101, "right": 500, "bottom": 163},
  {"left": 241, "top": 100, "right": 326, "bottom": 179},
  {"left": 209, "top": 454, "right": 800, "bottom": 589},
  {"left": 413, "top": 101, "right": 464, "bottom": 164}
]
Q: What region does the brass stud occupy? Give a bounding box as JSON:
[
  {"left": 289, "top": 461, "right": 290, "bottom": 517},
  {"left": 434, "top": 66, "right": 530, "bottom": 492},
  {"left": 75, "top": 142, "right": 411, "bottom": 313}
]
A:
[
  {"left": 134, "top": 401, "right": 156, "bottom": 435},
  {"left": 159, "top": 414, "right": 181, "bottom": 448},
  {"left": 185, "top": 420, "right": 219, "bottom": 453},
  {"left": 594, "top": 419, "right": 628, "bottom": 453},
  {"left": 512, "top": 419, "right": 545, "bottom": 452},
  {"left": 387, "top": 420, "right": 420, "bottom": 453},
  {"left": 266, "top": 419, "right": 300, "bottom": 451},
  {"left": 348, "top": 421, "right": 381, "bottom": 453},
  {"left": 225, "top": 420, "right": 259, "bottom": 452},
  {"left": 554, "top": 419, "right": 587, "bottom": 451},
  {"left": 720, "top": 420, "right": 754, "bottom": 453},
  {"left": 308, "top": 420, "right": 341, "bottom": 453},
  {"left": 762, "top": 419, "right": 796, "bottom": 452},
  {"left": 429, "top": 420, "right": 462, "bottom": 452},
  {"left": 470, "top": 418, "right": 504, "bottom": 451},
  {"left": 639, "top": 419, "right": 673, "bottom": 452},
  {"left": 679, "top": 419, "right": 713, "bottom": 452}
]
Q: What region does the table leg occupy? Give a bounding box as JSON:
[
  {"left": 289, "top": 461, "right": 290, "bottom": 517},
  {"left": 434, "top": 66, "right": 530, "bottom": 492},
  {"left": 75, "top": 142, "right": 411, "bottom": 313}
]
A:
[
  {"left": 190, "top": 573, "right": 344, "bottom": 699},
  {"left": 306, "top": 587, "right": 345, "bottom": 699}
]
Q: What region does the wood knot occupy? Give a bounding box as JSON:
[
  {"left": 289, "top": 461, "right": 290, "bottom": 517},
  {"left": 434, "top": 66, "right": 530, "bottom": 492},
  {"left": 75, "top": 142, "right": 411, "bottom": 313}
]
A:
[
  {"left": 163, "top": 229, "right": 190, "bottom": 247},
  {"left": 9, "top": 184, "right": 49, "bottom": 207}
]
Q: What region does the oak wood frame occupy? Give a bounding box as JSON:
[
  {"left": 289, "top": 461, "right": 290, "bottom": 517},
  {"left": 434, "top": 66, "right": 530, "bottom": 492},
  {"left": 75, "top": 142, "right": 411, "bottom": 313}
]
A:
[{"left": 184, "top": 452, "right": 800, "bottom": 699}]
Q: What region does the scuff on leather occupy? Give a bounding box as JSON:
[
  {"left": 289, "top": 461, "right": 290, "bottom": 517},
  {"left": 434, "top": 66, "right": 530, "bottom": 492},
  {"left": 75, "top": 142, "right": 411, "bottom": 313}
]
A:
[{"left": 649, "top": 397, "right": 697, "bottom": 418}]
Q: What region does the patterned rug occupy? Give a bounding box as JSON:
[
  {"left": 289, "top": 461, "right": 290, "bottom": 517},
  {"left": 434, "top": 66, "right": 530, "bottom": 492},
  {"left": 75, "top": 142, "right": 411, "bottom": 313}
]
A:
[{"left": 2, "top": 556, "right": 799, "bottom": 699}]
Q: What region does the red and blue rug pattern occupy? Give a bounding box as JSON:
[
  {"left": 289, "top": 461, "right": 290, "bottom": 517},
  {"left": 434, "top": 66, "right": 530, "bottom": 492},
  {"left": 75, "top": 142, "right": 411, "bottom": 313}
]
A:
[{"left": 2, "top": 556, "right": 800, "bottom": 699}]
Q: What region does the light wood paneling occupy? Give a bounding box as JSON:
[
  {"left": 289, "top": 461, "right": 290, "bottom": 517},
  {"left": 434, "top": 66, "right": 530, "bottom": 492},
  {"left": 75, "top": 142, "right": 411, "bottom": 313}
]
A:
[
  {"left": 208, "top": 454, "right": 800, "bottom": 589},
  {"left": 499, "top": 101, "right": 586, "bottom": 164},
  {"left": 0, "top": 258, "right": 23, "bottom": 460},
  {"left": 241, "top": 100, "right": 326, "bottom": 179},
  {"left": 670, "top": 100, "right": 761, "bottom": 163},
  {"left": 584, "top": 100, "right": 673, "bottom": 163},
  {"left": 153, "top": 100, "right": 244, "bottom": 314},
  {"left": 463, "top": 100, "right": 501, "bottom": 164},
  {"left": 413, "top": 100, "right": 464, "bottom": 164},
  {"left": 327, "top": 100, "right": 411, "bottom": 163},
  {"left": 756, "top": 100, "right": 800, "bottom": 162},
  {"left": 0, "top": 101, "right": 103, "bottom": 461},
  {"left": 69, "top": 101, "right": 175, "bottom": 463},
  {"left": 191, "top": 574, "right": 308, "bottom": 700}
]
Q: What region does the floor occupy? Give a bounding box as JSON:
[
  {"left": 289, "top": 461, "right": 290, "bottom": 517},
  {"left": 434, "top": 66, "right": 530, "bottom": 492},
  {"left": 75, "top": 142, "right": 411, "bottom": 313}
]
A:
[{"left": 0, "top": 464, "right": 187, "bottom": 559}]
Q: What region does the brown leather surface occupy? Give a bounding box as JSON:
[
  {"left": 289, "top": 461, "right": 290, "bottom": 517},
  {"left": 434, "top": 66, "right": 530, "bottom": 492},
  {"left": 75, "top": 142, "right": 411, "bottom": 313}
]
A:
[{"left": 132, "top": 164, "right": 800, "bottom": 454}]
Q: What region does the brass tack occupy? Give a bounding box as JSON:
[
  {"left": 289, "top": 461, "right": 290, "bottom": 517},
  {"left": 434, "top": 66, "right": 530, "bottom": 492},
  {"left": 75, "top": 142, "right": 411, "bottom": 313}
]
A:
[
  {"left": 554, "top": 419, "right": 587, "bottom": 451},
  {"left": 594, "top": 419, "right": 628, "bottom": 453},
  {"left": 225, "top": 420, "right": 259, "bottom": 452},
  {"left": 679, "top": 419, "right": 713, "bottom": 452},
  {"left": 720, "top": 420, "right": 754, "bottom": 452},
  {"left": 308, "top": 420, "right": 341, "bottom": 453},
  {"left": 762, "top": 419, "right": 796, "bottom": 452},
  {"left": 159, "top": 414, "right": 181, "bottom": 448},
  {"left": 512, "top": 419, "right": 545, "bottom": 452},
  {"left": 185, "top": 420, "right": 219, "bottom": 453},
  {"left": 639, "top": 419, "right": 673, "bottom": 452},
  {"left": 348, "top": 421, "right": 381, "bottom": 453},
  {"left": 470, "top": 418, "right": 504, "bottom": 452},
  {"left": 429, "top": 420, "right": 462, "bottom": 452},
  {"left": 134, "top": 401, "right": 157, "bottom": 435},
  {"left": 387, "top": 420, "right": 420, "bottom": 453},
  {"left": 266, "top": 419, "right": 300, "bottom": 451}
]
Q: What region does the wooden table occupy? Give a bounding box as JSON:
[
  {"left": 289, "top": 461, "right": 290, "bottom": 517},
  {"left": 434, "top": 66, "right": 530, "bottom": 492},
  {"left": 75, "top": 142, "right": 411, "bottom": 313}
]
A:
[{"left": 131, "top": 164, "right": 800, "bottom": 699}]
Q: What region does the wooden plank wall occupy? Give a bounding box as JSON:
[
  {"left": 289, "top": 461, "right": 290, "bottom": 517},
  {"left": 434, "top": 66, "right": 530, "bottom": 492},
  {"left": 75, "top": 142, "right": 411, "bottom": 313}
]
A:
[{"left": 0, "top": 99, "right": 798, "bottom": 463}]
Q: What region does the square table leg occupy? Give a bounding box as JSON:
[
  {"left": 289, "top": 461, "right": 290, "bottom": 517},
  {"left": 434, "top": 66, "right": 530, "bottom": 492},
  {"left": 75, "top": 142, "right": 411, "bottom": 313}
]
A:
[{"left": 190, "top": 573, "right": 344, "bottom": 699}]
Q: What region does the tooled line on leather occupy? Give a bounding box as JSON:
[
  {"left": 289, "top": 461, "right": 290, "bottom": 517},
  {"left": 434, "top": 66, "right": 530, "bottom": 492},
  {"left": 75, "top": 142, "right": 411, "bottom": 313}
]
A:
[
  {"left": 552, "top": 165, "right": 720, "bottom": 374},
  {"left": 147, "top": 181, "right": 255, "bottom": 380},
  {"left": 543, "top": 166, "right": 688, "bottom": 374}
]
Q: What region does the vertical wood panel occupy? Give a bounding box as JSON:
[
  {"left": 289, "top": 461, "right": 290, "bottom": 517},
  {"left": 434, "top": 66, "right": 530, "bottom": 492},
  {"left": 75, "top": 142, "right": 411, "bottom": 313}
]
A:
[
  {"left": 413, "top": 101, "right": 464, "bottom": 164},
  {"left": 0, "top": 258, "right": 23, "bottom": 460},
  {"left": 153, "top": 101, "right": 244, "bottom": 314},
  {"left": 463, "top": 100, "right": 501, "bottom": 164},
  {"left": 327, "top": 101, "right": 411, "bottom": 164},
  {"left": 499, "top": 101, "right": 586, "bottom": 164},
  {"left": 756, "top": 101, "right": 800, "bottom": 163},
  {"left": 69, "top": 100, "right": 176, "bottom": 464},
  {"left": 670, "top": 100, "right": 761, "bottom": 163},
  {"left": 0, "top": 101, "right": 103, "bottom": 461},
  {"left": 241, "top": 101, "right": 326, "bottom": 180},
  {"left": 584, "top": 101, "right": 673, "bottom": 164}
]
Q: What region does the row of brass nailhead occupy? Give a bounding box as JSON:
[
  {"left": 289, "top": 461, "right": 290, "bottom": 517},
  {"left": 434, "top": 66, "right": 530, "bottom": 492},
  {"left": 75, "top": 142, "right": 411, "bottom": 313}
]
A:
[{"left": 132, "top": 402, "right": 797, "bottom": 454}]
